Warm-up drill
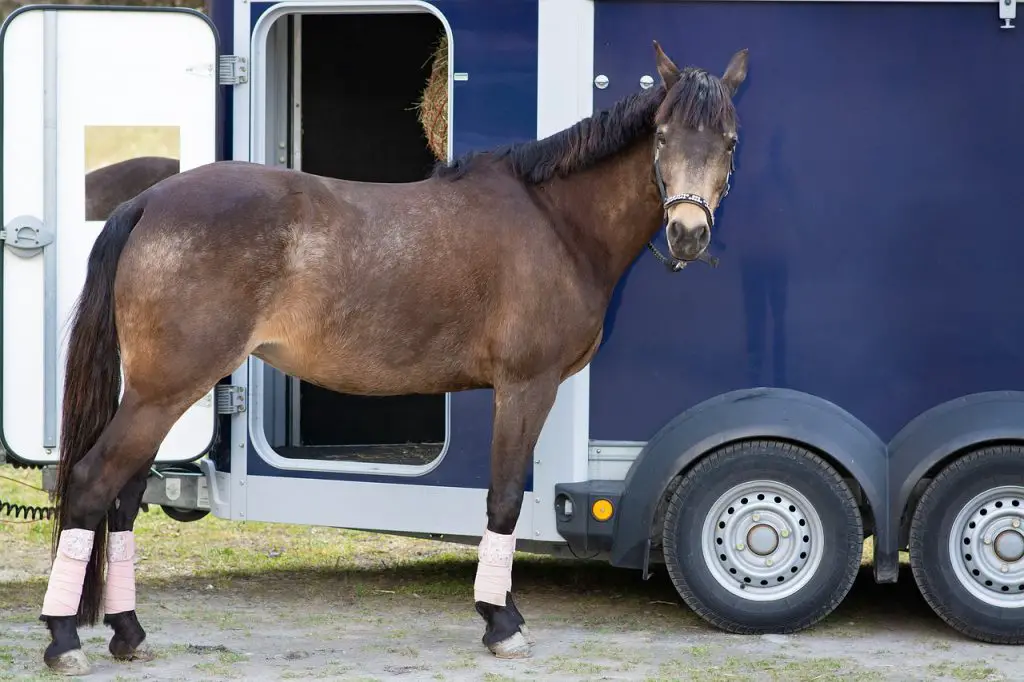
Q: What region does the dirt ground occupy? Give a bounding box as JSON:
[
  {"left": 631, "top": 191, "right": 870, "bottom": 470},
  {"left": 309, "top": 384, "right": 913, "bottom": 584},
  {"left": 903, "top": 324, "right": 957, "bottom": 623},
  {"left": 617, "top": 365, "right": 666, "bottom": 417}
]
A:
[
  {"left": 1, "top": 468, "right": 1020, "bottom": 681},
  {"left": 2, "top": 562, "right": 1021, "bottom": 681}
]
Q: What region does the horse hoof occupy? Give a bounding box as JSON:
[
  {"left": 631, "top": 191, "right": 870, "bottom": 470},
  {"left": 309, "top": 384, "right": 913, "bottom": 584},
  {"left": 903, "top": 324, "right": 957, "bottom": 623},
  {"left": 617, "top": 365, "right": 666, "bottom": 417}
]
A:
[
  {"left": 44, "top": 648, "right": 91, "bottom": 676},
  {"left": 518, "top": 624, "right": 537, "bottom": 646},
  {"left": 110, "top": 639, "right": 155, "bottom": 663},
  {"left": 488, "top": 630, "right": 532, "bottom": 659}
]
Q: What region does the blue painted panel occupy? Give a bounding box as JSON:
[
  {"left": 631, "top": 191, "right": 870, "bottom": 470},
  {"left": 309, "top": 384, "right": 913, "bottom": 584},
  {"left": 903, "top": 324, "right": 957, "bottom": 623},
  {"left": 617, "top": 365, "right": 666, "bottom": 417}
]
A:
[
  {"left": 590, "top": 1, "right": 1024, "bottom": 443},
  {"left": 243, "top": 0, "right": 538, "bottom": 489},
  {"left": 211, "top": 0, "right": 234, "bottom": 162}
]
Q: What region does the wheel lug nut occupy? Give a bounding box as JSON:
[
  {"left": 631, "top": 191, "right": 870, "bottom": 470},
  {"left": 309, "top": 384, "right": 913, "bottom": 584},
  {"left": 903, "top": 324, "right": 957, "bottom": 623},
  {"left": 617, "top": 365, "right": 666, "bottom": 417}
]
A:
[
  {"left": 1014, "top": 519, "right": 1021, "bottom": 529},
  {"left": 985, "top": 537, "right": 993, "bottom": 545},
  {"left": 765, "top": 558, "right": 773, "bottom": 567},
  {"left": 752, "top": 514, "right": 761, "bottom": 522},
  {"left": 1002, "top": 565, "right": 1009, "bottom": 573},
  {"left": 736, "top": 543, "right": 745, "bottom": 551},
  {"left": 780, "top": 529, "right": 790, "bottom": 539}
]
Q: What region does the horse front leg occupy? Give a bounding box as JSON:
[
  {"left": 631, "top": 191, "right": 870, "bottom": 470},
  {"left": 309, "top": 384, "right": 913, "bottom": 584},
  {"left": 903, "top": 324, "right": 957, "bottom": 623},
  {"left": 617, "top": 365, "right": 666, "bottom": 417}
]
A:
[
  {"left": 103, "top": 466, "right": 156, "bottom": 663},
  {"left": 475, "top": 375, "right": 560, "bottom": 659}
]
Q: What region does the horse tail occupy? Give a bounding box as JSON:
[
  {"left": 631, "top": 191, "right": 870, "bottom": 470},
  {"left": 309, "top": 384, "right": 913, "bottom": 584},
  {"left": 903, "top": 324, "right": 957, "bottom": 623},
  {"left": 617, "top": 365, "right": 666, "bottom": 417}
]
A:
[{"left": 51, "top": 196, "right": 146, "bottom": 625}]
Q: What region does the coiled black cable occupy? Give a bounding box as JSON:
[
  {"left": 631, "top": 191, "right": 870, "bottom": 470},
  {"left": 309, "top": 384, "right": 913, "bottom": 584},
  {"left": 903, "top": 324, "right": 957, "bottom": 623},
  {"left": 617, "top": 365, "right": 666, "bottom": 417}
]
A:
[
  {"left": 1, "top": 458, "right": 56, "bottom": 521},
  {"left": 0, "top": 496, "right": 55, "bottom": 521}
]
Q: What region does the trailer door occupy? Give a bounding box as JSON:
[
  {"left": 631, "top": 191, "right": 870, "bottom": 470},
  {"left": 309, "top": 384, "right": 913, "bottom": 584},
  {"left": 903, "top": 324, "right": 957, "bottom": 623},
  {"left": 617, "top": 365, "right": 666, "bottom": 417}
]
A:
[{"left": 1, "top": 6, "right": 220, "bottom": 466}]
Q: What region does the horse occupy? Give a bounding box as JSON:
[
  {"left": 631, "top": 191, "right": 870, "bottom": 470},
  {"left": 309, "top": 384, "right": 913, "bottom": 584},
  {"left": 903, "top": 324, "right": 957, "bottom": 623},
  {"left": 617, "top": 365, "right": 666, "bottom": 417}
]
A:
[
  {"left": 38, "top": 41, "right": 748, "bottom": 675},
  {"left": 84, "top": 156, "right": 180, "bottom": 222}
]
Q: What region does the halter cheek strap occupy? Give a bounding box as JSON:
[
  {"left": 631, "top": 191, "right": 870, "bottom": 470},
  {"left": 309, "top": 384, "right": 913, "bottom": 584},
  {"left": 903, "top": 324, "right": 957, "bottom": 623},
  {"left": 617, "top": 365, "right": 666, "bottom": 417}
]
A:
[{"left": 647, "top": 139, "right": 733, "bottom": 273}]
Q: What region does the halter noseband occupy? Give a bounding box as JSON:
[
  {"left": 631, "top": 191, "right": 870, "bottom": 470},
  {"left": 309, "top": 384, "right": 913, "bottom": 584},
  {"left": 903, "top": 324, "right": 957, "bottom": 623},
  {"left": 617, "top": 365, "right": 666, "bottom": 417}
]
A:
[{"left": 646, "top": 136, "right": 733, "bottom": 273}]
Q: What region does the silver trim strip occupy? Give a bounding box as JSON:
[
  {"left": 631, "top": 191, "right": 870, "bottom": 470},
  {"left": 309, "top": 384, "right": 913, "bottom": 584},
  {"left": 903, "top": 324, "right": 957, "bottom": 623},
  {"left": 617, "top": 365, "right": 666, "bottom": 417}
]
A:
[{"left": 42, "top": 10, "right": 59, "bottom": 449}]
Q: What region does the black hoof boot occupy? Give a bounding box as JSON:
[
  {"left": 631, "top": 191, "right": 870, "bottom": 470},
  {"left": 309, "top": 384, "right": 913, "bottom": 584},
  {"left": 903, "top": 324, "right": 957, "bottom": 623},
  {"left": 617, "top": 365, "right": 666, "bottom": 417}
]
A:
[
  {"left": 105, "top": 611, "right": 155, "bottom": 662},
  {"left": 41, "top": 615, "right": 91, "bottom": 676},
  {"left": 475, "top": 591, "right": 533, "bottom": 658}
]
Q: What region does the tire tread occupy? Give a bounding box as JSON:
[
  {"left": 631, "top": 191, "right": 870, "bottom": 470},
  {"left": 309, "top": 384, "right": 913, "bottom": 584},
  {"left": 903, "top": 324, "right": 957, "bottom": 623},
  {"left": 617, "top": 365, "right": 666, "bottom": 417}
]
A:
[
  {"left": 662, "top": 439, "right": 863, "bottom": 634},
  {"left": 908, "top": 444, "right": 1024, "bottom": 645}
]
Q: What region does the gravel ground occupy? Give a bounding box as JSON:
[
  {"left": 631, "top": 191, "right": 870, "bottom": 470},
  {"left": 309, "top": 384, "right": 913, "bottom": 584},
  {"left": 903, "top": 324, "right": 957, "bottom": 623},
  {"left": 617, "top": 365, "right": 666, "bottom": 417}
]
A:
[
  {"left": 0, "top": 469, "right": 1018, "bottom": 681},
  {"left": 0, "top": 564, "right": 1019, "bottom": 682}
]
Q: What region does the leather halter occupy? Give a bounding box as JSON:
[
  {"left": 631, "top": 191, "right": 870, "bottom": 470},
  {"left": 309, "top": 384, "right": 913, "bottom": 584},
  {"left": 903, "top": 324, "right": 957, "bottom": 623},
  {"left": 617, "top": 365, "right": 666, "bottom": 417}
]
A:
[{"left": 646, "top": 135, "right": 734, "bottom": 273}]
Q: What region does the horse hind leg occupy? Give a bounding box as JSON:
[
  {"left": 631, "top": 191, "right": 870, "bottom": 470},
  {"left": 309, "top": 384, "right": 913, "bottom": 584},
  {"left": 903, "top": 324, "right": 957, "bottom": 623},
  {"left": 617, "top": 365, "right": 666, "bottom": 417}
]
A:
[
  {"left": 41, "top": 391, "right": 191, "bottom": 675},
  {"left": 45, "top": 466, "right": 157, "bottom": 670},
  {"left": 103, "top": 466, "right": 156, "bottom": 663},
  {"left": 474, "top": 374, "right": 560, "bottom": 659}
]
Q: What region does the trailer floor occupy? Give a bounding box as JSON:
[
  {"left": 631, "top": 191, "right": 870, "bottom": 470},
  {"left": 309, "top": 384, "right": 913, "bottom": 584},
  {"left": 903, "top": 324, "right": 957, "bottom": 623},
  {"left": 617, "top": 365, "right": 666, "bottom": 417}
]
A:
[{"left": 0, "top": 470, "right": 1017, "bottom": 681}]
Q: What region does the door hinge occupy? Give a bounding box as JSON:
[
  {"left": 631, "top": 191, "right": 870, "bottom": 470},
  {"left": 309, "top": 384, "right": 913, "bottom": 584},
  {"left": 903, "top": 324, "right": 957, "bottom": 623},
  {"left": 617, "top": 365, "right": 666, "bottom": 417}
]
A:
[
  {"left": 1001, "top": 0, "right": 1016, "bottom": 28},
  {"left": 215, "top": 385, "right": 246, "bottom": 414},
  {"left": 218, "top": 55, "right": 248, "bottom": 85}
]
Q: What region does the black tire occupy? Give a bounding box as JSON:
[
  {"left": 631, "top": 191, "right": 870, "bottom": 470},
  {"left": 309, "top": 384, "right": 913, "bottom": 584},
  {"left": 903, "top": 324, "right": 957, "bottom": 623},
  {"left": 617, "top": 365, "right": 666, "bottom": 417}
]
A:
[
  {"left": 156, "top": 462, "right": 210, "bottom": 523},
  {"left": 661, "top": 439, "right": 863, "bottom": 634},
  {"left": 161, "top": 505, "right": 210, "bottom": 523},
  {"left": 908, "top": 445, "right": 1024, "bottom": 644}
]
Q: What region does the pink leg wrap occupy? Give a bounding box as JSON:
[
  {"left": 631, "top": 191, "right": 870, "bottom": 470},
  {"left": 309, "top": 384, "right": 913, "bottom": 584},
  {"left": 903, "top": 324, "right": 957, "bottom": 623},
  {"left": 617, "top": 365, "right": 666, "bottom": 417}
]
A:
[
  {"left": 474, "top": 529, "right": 516, "bottom": 606},
  {"left": 104, "top": 531, "right": 136, "bottom": 615},
  {"left": 41, "top": 529, "right": 95, "bottom": 617}
]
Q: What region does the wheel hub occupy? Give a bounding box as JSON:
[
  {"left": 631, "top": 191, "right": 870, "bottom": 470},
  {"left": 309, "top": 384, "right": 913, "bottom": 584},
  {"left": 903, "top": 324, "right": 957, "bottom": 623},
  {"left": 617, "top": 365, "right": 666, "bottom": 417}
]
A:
[
  {"left": 702, "top": 479, "right": 825, "bottom": 602},
  {"left": 949, "top": 485, "right": 1024, "bottom": 608},
  {"left": 994, "top": 530, "right": 1024, "bottom": 563},
  {"left": 747, "top": 523, "right": 780, "bottom": 556}
]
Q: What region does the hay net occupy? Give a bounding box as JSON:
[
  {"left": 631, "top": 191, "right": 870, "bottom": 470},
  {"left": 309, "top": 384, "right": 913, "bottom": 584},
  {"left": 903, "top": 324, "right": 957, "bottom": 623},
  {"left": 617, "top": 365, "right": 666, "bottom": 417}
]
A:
[{"left": 415, "top": 31, "right": 449, "bottom": 162}]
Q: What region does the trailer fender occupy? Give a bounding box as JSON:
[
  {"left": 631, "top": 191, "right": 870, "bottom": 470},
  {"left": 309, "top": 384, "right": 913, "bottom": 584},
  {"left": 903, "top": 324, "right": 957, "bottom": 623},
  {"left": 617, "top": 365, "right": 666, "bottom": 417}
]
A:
[
  {"left": 609, "top": 388, "right": 891, "bottom": 580},
  {"left": 889, "top": 391, "right": 1024, "bottom": 548}
]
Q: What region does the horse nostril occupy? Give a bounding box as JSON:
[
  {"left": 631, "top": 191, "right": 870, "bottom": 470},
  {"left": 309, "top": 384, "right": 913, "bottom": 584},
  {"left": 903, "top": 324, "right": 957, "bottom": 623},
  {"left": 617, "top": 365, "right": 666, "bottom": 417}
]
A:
[
  {"left": 696, "top": 224, "right": 710, "bottom": 246},
  {"left": 667, "top": 220, "right": 683, "bottom": 243}
]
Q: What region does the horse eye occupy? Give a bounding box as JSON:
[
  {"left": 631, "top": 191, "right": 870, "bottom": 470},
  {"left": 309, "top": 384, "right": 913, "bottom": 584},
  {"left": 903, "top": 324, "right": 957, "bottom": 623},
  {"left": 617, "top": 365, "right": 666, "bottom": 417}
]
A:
[{"left": 656, "top": 132, "right": 666, "bottom": 146}]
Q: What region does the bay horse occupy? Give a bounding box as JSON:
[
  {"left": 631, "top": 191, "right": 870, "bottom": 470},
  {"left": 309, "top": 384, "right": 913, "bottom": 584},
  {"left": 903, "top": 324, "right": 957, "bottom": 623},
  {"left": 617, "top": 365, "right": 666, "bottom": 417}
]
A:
[
  {"left": 85, "top": 156, "right": 180, "bottom": 222},
  {"left": 39, "top": 42, "right": 748, "bottom": 675}
]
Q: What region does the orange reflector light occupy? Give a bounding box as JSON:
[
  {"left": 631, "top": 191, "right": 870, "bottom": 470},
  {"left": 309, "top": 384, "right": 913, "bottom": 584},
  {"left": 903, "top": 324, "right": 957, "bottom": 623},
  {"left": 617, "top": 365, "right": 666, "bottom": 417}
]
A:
[{"left": 591, "top": 498, "right": 614, "bottom": 522}]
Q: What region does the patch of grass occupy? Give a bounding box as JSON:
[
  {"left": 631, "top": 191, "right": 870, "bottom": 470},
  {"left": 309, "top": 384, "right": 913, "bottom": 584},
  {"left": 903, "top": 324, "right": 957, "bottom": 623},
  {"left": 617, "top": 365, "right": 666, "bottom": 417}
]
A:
[
  {"left": 927, "top": 661, "right": 1004, "bottom": 681},
  {"left": 441, "top": 650, "right": 477, "bottom": 671},
  {"left": 218, "top": 650, "right": 249, "bottom": 664},
  {"left": 653, "top": 654, "right": 883, "bottom": 682},
  {"left": 193, "top": 661, "right": 243, "bottom": 678},
  {"left": 545, "top": 654, "right": 607, "bottom": 676},
  {"left": 1, "top": 467, "right": 696, "bottom": 611}
]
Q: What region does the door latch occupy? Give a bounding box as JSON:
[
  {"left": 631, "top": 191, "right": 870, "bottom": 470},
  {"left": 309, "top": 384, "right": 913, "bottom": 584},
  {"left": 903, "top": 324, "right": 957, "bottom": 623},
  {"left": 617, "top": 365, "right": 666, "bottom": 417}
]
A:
[{"left": 1, "top": 215, "right": 53, "bottom": 258}]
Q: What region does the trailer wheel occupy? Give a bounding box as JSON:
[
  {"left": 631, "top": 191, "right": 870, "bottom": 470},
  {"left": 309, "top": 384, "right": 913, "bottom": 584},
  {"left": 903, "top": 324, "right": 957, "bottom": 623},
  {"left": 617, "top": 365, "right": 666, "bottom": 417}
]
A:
[
  {"left": 661, "top": 439, "right": 863, "bottom": 634},
  {"left": 908, "top": 445, "right": 1024, "bottom": 644},
  {"left": 160, "top": 505, "right": 210, "bottom": 523}
]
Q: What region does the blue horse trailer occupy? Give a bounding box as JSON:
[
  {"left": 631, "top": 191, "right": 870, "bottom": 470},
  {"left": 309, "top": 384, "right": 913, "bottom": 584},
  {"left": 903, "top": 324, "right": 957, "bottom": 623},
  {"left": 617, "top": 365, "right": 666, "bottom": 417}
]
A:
[{"left": 2, "top": 0, "right": 1023, "bottom": 646}]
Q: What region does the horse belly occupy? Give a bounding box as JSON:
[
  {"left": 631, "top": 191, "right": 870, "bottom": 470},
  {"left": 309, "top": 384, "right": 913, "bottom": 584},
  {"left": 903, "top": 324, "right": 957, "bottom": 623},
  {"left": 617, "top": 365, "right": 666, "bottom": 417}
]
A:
[{"left": 252, "top": 316, "right": 484, "bottom": 397}]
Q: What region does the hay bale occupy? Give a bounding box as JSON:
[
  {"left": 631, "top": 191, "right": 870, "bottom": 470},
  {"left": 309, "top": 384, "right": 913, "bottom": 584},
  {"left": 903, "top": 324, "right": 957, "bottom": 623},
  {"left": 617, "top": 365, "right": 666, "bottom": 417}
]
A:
[{"left": 416, "top": 32, "right": 449, "bottom": 162}]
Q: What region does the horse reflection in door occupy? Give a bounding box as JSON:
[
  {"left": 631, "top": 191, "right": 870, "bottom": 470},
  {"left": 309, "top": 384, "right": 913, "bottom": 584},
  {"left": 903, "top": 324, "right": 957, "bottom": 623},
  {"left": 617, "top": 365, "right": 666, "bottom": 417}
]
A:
[{"left": 38, "top": 42, "right": 748, "bottom": 675}]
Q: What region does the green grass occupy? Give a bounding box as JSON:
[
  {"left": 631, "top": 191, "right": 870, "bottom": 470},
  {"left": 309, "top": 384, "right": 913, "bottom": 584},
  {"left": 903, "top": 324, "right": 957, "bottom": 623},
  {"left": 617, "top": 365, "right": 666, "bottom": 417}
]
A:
[
  {"left": 0, "top": 464, "right": 913, "bottom": 625},
  {"left": 926, "top": 661, "right": 1005, "bottom": 681},
  {"left": 0, "top": 466, "right": 697, "bottom": 624}
]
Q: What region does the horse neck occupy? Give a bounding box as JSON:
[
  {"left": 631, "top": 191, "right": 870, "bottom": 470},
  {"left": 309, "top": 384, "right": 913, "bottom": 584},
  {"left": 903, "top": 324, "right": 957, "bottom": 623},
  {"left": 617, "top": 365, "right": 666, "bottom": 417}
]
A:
[{"left": 538, "top": 137, "right": 663, "bottom": 291}]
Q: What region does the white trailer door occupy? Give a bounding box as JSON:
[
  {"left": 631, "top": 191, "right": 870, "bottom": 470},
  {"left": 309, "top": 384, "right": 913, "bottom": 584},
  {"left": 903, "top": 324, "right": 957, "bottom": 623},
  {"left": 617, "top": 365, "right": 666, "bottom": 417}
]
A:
[{"left": 1, "top": 6, "right": 220, "bottom": 465}]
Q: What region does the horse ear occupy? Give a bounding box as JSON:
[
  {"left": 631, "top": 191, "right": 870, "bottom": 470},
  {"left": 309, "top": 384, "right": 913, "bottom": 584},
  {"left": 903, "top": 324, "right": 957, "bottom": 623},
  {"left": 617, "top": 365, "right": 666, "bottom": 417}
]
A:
[
  {"left": 652, "top": 40, "right": 681, "bottom": 90},
  {"left": 721, "top": 48, "right": 749, "bottom": 96}
]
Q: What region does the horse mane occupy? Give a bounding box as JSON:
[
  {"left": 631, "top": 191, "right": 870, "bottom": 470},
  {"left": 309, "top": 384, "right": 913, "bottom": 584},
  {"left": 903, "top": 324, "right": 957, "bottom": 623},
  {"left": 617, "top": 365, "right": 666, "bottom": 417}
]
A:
[{"left": 432, "top": 66, "right": 737, "bottom": 184}]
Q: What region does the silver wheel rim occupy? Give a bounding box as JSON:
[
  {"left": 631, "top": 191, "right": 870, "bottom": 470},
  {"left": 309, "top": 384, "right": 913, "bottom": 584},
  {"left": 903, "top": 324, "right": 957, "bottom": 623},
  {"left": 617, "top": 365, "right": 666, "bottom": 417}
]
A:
[
  {"left": 700, "top": 479, "right": 826, "bottom": 602},
  {"left": 947, "top": 485, "right": 1024, "bottom": 609}
]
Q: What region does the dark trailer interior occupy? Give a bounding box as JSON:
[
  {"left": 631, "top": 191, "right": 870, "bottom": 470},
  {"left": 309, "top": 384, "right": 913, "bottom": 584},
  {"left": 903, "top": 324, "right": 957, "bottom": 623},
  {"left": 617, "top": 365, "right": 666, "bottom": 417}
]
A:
[{"left": 262, "top": 11, "right": 448, "bottom": 468}]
